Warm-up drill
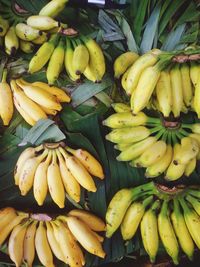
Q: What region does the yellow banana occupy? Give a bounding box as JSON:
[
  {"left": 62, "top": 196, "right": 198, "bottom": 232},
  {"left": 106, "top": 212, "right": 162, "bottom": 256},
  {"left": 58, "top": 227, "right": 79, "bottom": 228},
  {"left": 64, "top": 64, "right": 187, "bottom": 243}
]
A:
[
  {"left": 40, "top": 106, "right": 57, "bottom": 115},
  {"left": 158, "top": 201, "right": 179, "bottom": 265},
  {"left": 14, "top": 98, "right": 36, "bottom": 126},
  {"left": 114, "top": 51, "right": 139, "bottom": 79},
  {"left": 15, "top": 23, "right": 41, "bottom": 41},
  {"left": 35, "top": 221, "right": 55, "bottom": 267},
  {"left": 59, "top": 147, "right": 96, "bottom": 192},
  {"left": 47, "top": 38, "right": 65, "bottom": 85},
  {"left": 27, "top": 15, "right": 59, "bottom": 30},
  {"left": 67, "top": 209, "right": 106, "bottom": 232},
  {"left": 121, "top": 196, "right": 153, "bottom": 240},
  {"left": 65, "top": 147, "right": 104, "bottom": 179},
  {"left": 32, "top": 32, "right": 48, "bottom": 45},
  {"left": 0, "top": 16, "right": 9, "bottom": 36},
  {"left": 56, "top": 149, "right": 81, "bottom": 203},
  {"left": 39, "top": 0, "right": 69, "bottom": 18},
  {"left": 8, "top": 220, "right": 30, "bottom": 267},
  {"left": 121, "top": 66, "right": 131, "bottom": 93},
  {"left": 33, "top": 150, "right": 52, "bottom": 206},
  {"left": 19, "top": 149, "right": 48, "bottom": 196},
  {"left": 186, "top": 195, "right": 200, "bottom": 216},
  {"left": 14, "top": 145, "right": 43, "bottom": 186},
  {"left": 0, "top": 207, "right": 17, "bottom": 231},
  {"left": 171, "top": 199, "right": 194, "bottom": 261},
  {"left": 83, "top": 64, "right": 97, "bottom": 82},
  {"left": 126, "top": 50, "right": 159, "bottom": 95},
  {"left": 193, "top": 73, "right": 200, "bottom": 118},
  {"left": 180, "top": 63, "right": 193, "bottom": 107},
  {"left": 72, "top": 42, "right": 89, "bottom": 75},
  {"left": 155, "top": 70, "right": 172, "bottom": 117},
  {"left": 115, "top": 142, "right": 134, "bottom": 152},
  {"left": 190, "top": 62, "right": 200, "bottom": 87},
  {"left": 131, "top": 64, "right": 161, "bottom": 114},
  {"left": 111, "top": 103, "right": 131, "bottom": 113},
  {"left": 140, "top": 200, "right": 160, "bottom": 263},
  {"left": 189, "top": 133, "right": 200, "bottom": 160},
  {"left": 47, "top": 150, "right": 65, "bottom": 208},
  {"left": 20, "top": 40, "right": 34, "bottom": 54},
  {"left": 0, "top": 69, "right": 13, "bottom": 126},
  {"left": 23, "top": 220, "right": 38, "bottom": 267},
  {"left": 28, "top": 34, "right": 58, "bottom": 73},
  {"left": 66, "top": 216, "right": 106, "bottom": 258},
  {"left": 5, "top": 26, "right": 19, "bottom": 55}
]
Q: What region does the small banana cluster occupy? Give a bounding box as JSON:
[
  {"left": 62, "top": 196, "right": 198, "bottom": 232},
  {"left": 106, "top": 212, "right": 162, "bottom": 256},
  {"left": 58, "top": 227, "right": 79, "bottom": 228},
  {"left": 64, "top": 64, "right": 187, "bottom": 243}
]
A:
[
  {"left": 0, "top": 207, "right": 106, "bottom": 267},
  {"left": 28, "top": 33, "right": 106, "bottom": 84},
  {"left": 104, "top": 103, "right": 200, "bottom": 180},
  {"left": 106, "top": 182, "right": 200, "bottom": 265},
  {"left": 114, "top": 50, "right": 200, "bottom": 118},
  {"left": 14, "top": 142, "right": 104, "bottom": 208},
  {"left": 10, "top": 78, "right": 70, "bottom": 126}
]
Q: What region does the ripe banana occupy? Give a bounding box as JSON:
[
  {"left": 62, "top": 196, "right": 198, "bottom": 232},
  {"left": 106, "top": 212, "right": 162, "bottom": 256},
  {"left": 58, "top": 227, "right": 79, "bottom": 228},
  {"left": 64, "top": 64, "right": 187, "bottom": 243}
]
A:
[
  {"left": 72, "top": 41, "right": 89, "bottom": 75},
  {"left": 14, "top": 98, "right": 36, "bottom": 126},
  {"left": 111, "top": 103, "right": 131, "bottom": 113},
  {"left": 83, "top": 64, "right": 97, "bottom": 83},
  {"left": 15, "top": 23, "right": 41, "bottom": 41},
  {"left": 0, "top": 16, "right": 9, "bottom": 36},
  {"left": 39, "top": 0, "right": 69, "bottom": 18},
  {"left": 27, "top": 15, "right": 59, "bottom": 30},
  {"left": 186, "top": 195, "right": 200, "bottom": 216},
  {"left": 190, "top": 62, "right": 200, "bottom": 87},
  {"left": 20, "top": 40, "right": 34, "bottom": 54},
  {"left": 180, "top": 63, "right": 193, "bottom": 107},
  {"left": 193, "top": 73, "right": 200, "bottom": 118},
  {"left": 184, "top": 158, "right": 197, "bottom": 177},
  {"left": 0, "top": 207, "right": 17, "bottom": 231},
  {"left": 32, "top": 32, "right": 48, "bottom": 45},
  {"left": 5, "top": 26, "right": 19, "bottom": 55}
]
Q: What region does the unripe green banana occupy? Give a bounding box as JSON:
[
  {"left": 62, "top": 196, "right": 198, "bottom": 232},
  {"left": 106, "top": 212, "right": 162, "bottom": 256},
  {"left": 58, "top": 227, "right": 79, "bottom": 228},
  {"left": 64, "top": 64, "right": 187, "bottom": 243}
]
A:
[
  {"left": 27, "top": 15, "right": 59, "bottom": 31},
  {"left": 0, "top": 16, "right": 9, "bottom": 37},
  {"left": 15, "top": 23, "right": 42, "bottom": 41},
  {"left": 39, "top": 0, "right": 69, "bottom": 18},
  {"left": 5, "top": 26, "right": 19, "bottom": 55}
]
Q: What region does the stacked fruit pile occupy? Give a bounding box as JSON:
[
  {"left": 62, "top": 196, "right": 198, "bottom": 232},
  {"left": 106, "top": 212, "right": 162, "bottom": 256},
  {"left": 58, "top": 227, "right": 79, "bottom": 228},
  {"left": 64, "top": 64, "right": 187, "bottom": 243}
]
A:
[
  {"left": 114, "top": 49, "right": 200, "bottom": 117},
  {"left": 0, "top": 207, "right": 106, "bottom": 267},
  {"left": 106, "top": 182, "right": 200, "bottom": 265},
  {"left": 14, "top": 142, "right": 104, "bottom": 207},
  {"left": 104, "top": 103, "right": 200, "bottom": 180}
]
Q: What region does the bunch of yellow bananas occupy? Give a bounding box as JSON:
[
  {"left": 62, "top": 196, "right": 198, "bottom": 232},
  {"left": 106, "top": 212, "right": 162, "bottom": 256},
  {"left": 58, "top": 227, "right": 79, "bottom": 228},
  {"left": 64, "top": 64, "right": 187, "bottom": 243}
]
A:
[
  {"left": 14, "top": 142, "right": 104, "bottom": 207},
  {"left": 9, "top": 78, "right": 70, "bottom": 126},
  {"left": 104, "top": 103, "right": 200, "bottom": 180},
  {"left": 114, "top": 50, "right": 200, "bottom": 118},
  {"left": 0, "top": 207, "right": 105, "bottom": 267},
  {"left": 106, "top": 182, "right": 200, "bottom": 265}
]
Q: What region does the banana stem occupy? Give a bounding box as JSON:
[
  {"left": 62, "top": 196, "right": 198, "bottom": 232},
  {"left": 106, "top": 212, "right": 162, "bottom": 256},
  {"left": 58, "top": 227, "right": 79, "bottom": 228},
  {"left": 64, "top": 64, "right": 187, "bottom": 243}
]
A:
[
  {"left": 155, "top": 128, "right": 166, "bottom": 140},
  {"left": 175, "top": 130, "right": 184, "bottom": 141},
  {"left": 151, "top": 200, "right": 160, "bottom": 211},
  {"left": 130, "top": 182, "right": 155, "bottom": 200},
  {"left": 181, "top": 123, "right": 192, "bottom": 130},
  {"left": 1, "top": 69, "right": 8, "bottom": 83},
  {"left": 150, "top": 125, "right": 164, "bottom": 134},
  {"left": 161, "top": 131, "right": 168, "bottom": 142},
  {"left": 178, "top": 197, "right": 190, "bottom": 213},
  {"left": 171, "top": 132, "right": 178, "bottom": 146},
  {"left": 187, "top": 189, "right": 200, "bottom": 199},
  {"left": 173, "top": 198, "right": 181, "bottom": 214},
  {"left": 143, "top": 195, "right": 154, "bottom": 208},
  {"left": 147, "top": 117, "right": 161, "bottom": 125},
  {"left": 178, "top": 128, "right": 189, "bottom": 136},
  {"left": 167, "top": 131, "right": 172, "bottom": 145},
  {"left": 160, "top": 200, "right": 169, "bottom": 216}
]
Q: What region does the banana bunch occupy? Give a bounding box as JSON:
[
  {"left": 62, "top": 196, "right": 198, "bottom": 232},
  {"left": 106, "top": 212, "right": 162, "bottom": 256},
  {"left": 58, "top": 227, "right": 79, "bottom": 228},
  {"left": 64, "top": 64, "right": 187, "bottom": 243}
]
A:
[
  {"left": 106, "top": 182, "right": 200, "bottom": 265},
  {"left": 115, "top": 50, "right": 200, "bottom": 118},
  {"left": 10, "top": 78, "right": 70, "bottom": 126},
  {"left": 14, "top": 142, "right": 104, "bottom": 207},
  {"left": 0, "top": 207, "right": 105, "bottom": 267},
  {"left": 104, "top": 103, "right": 200, "bottom": 180},
  {"left": 28, "top": 34, "right": 105, "bottom": 84}
]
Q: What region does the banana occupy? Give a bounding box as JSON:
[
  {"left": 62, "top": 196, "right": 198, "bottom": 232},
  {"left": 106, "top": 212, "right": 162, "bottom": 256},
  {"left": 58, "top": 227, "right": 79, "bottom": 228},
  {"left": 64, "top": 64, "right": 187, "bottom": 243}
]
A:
[
  {"left": 15, "top": 23, "right": 41, "bottom": 41},
  {"left": 190, "top": 62, "right": 200, "bottom": 87},
  {"left": 19, "top": 40, "right": 35, "bottom": 54},
  {"left": 11, "top": 80, "right": 47, "bottom": 123},
  {"left": 121, "top": 67, "right": 131, "bottom": 93},
  {"left": 16, "top": 79, "right": 62, "bottom": 111},
  {"left": 39, "top": 0, "right": 69, "bottom": 18},
  {"left": 0, "top": 214, "right": 28, "bottom": 246},
  {"left": 59, "top": 147, "right": 96, "bottom": 192},
  {"left": 193, "top": 73, "right": 200, "bottom": 118},
  {"left": 65, "top": 147, "right": 104, "bottom": 179},
  {"left": 8, "top": 220, "right": 30, "bottom": 267},
  {"left": 170, "top": 65, "right": 183, "bottom": 118},
  {"left": 180, "top": 63, "right": 193, "bottom": 107},
  {"left": 47, "top": 150, "right": 65, "bottom": 208},
  {"left": 46, "top": 221, "right": 65, "bottom": 263},
  {"left": 140, "top": 200, "right": 160, "bottom": 263},
  {"left": 117, "top": 136, "right": 157, "bottom": 161},
  {"left": 35, "top": 221, "right": 55, "bottom": 267},
  {"left": 72, "top": 41, "right": 89, "bottom": 75},
  {"left": 184, "top": 158, "right": 196, "bottom": 177},
  {"left": 0, "top": 207, "right": 17, "bottom": 231},
  {"left": 186, "top": 195, "right": 200, "bottom": 216},
  {"left": 66, "top": 216, "right": 106, "bottom": 258},
  {"left": 121, "top": 196, "right": 153, "bottom": 240},
  {"left": 56, "top": 149, "right": 81, "bottom": 202},
  {"left": 47, "top": 38, "right": 65, "bottom": 85},
  {"left": 19, "top": 149, "right": 48, "bottom": 196},
  {"left": 135, "top": 140, "right": 167, "bottom": 167},
  {"left": 171, "top": 199, "right": 194, "bottom": 261},
  {"left": 0, "top": 69, "right": 13, "bottom": 126},
  {"left": 114, "top": 51, "right": 139, "bottom": 79},
  {"left": 83, "top": 64, "right": 97, "bottom": 82},
  {"left": 106, "top": 126, "right": 151, "bottom": 144},
  {"left": 103, "top": 112, "right": 150, "bottom": 128},
  {"left": 5, "top": 26, "right": 19, "bottom": 55},
  {"left": 81, "top": 36, "right": 105, "bottom": 82},
  {"left": 179, "top": 197, "right": 200, "bottom": 249},
  {"left": 115, "top": 142, "right": 134, "bottom": 151},
  {"left": 131, "top": 64, "right": 161, "bottom": 114},
  {"left": 32, "top": 81, "right": 70, "bottom": 102},
  {"left": 111, "top": 103, "right": 131, "bottom": 113},
  {"left": 28, "top": 34, "right": 59, "bottom": 73},
  {"left": 65, "top": 38, "right": 80, "bottom": 82},
  {"left": 155, "top": 70, "right": 172, "bottom": 117},
  {"left": 23, "top": 220, "right": 38, "bottom": 267},
  {"left": 14, "top": 98, "right": 36, "bottom": 126},
  {"left": 33, "top": 150, "right": 52, "bottom": 206},
  {"left": 32, "top": 32, "right": 48, "bottom": 45},
  {"left": 158, "top": 201, "right": 179, "bottom": 265},
  {"left": 165, "top": 144, "right": 186, "bottom": 181},
  {"left": 40, "top": 106, "right": 57, "bottom": 115},
  {"left": 126, "top": 51, "right": 159, "bottom": 95},
  {"left": 0, "top": 16, "right": 9, "bottom": 36},
  {"left": 14, "top": 145, "right": 43, "bottom": 186},
  {"left": 106, "top": 189, "right": 134, "bottom": 238},
  {"left": 145, "top": 144, "right": 173, "bottom": 178},
  {"left": 68, "top": 209, "right": 106, "bottom": 232},
  {"left": 27, "top": 15, "right": 59, "bottom": 30}
]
